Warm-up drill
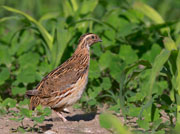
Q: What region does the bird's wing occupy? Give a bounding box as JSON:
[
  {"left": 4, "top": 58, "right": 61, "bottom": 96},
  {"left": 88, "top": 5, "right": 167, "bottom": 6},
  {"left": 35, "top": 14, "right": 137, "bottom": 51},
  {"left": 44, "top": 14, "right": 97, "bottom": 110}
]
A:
[{"left": 34, "top": 55, "right": 89, "bottom": 98}]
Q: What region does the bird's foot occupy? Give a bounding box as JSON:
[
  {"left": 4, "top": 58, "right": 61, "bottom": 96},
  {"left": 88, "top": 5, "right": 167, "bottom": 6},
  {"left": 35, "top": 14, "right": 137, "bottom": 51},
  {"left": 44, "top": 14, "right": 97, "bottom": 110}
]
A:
[{"left": 54, "top": 111, "right": 67, "bottom": 122}]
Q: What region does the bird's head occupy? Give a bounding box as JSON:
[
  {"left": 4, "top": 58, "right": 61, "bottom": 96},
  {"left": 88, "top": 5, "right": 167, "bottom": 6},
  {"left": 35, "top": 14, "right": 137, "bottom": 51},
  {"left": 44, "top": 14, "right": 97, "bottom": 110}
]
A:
[{"left": 79, "top": 33, "right": 102, "bottom": 48}]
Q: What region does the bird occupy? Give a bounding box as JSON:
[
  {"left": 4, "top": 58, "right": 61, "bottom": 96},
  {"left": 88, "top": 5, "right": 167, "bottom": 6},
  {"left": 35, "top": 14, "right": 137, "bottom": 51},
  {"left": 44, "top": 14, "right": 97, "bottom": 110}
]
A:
[{"left": 26, "top": 33, "right": 102, "bottom": 122}]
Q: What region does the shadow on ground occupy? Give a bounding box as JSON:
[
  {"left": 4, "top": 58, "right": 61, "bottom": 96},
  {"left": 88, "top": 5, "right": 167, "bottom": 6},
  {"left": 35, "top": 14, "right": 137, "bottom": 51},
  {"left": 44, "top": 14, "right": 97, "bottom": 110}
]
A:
[
  {"left": 66, "top": 112, "right": 96, "bottom": 121},
  {"left": 45, "top": 112, "right": 97, "bottom": 122}
]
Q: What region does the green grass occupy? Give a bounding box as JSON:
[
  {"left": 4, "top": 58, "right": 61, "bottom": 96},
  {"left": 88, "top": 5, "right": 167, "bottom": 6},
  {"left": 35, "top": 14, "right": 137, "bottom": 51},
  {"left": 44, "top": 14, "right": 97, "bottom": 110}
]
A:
[{"left": 0, "top": 0, "right": 180, "bottom": 133}]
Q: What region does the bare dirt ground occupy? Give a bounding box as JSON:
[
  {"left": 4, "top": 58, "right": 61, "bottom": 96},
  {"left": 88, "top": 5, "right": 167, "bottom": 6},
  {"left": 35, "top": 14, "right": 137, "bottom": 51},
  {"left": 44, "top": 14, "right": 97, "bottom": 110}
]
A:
[
  {"left": 0, "top": 107, "right": 111, "bottom": 134},
  {"left": 0, "top": 105, "right": 173, "bottom": 134}
]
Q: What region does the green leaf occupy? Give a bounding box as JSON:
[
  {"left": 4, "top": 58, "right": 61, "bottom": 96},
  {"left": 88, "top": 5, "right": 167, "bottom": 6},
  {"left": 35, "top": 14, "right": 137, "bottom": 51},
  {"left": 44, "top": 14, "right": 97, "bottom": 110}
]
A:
[
  {"left": 80, "top": 0, "right": 98, "bottom": 14},
  {"left": 70, "top": 0, "right": 78, "bottom": 12},
  {"left": 141, "top": 44, "right": 162, "bottom": 63},
  {"left": 32, "top": 115, "right": 45, "bottom": 123},
  {"left": 147, "top": 49, "right": 170, "bottom": 99},
  {"left": 163, "top": 37, "right": 177, "bottom": 51},
  {"left": 20, "top": 108, "right": 32, "bottom": 118},
  {"left": 10, "top": 116, "right": 24, "bottom": 122},
  {"left": 133, "top": 2, "right": 164, "bottom": 24},
  {"left": 101, "top": 77, "right": 111, "bottom": 90},
  {"left": 117, "top": 22, "right": 137, "bottom": 37},
  {"left": 128, "top": 104, "right": 141, "bottom": 117},
  {"left": 0, "top": 67, "right": 10, "bottom": 85},
  {"left": 89, "top": 59, "right": 101, "bottom": 79},
  {"left": 18, "top": 52, "right": 40, "bottom": 68},
  {"left": 12, "top": 87, "right": 26, "bottom": 95},
  {"left": 43, "top": 107, "right": 52, "bottom": 116},
  {"left": 53, "top": 28, "right": 71, "bottom": 67},
  {"left": 153, "top": 81, "right": 168, "bottom": 95},
  {"left": 39, "top": 12, "right": 59, "bottom": 23},
  {"left": 176, "top": 49, "right": 180, "bottom": 94},
  {"left": 122, "top": 9, "right": 144, "bottom": 23},
  {"left": 133, "top": 1, "right": 169, "bottom": 33},
  {"left": 92, "top": 44, "right": 103, "bottom": 57},
  {"left": 2, "top": 98, "right": 17, "bottom": 108},
  {"left": 109, "top": 56, "right": 125, "bottom": 83},
  {"left": 19, "top": 99, "right": 29, "bottom": 106},
  {"left": 88, "top": 87, "right": 102, "bottom": 99},
  {"left": 17, "top": 127, "right": 26, "bottom": 133},
  {"left": 17, "top": 67, "right": 37, "bottom": 83},
  {"left": 2, "top": 6, "right": 53, "bottom": 50},
  {"left": 99, "top": 113, "right": 132, "bottom": 134},
  {"left": 0, "top": 16, "right": 18, "bottom": 23},
  {"left": 119, "top": 45, "right": 138, "bottom": 64},
  {"left": 176, "top": 49, "right": 180, "bottom": 123},
  {"left": 137, "top": 119, "right": 149, "bottom": 130},
  {"left": 99, "top": 51, "right": 113, "bottom": 70},
  {"left": 0, "top": 45, "right": 12, "bottom": 65}
]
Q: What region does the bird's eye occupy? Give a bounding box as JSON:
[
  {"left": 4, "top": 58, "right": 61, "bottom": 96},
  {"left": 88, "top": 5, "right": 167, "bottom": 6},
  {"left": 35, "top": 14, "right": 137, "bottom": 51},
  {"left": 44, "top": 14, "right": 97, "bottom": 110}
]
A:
[{"left": 92, "top": 36, "right": 95, "bottom": 39}]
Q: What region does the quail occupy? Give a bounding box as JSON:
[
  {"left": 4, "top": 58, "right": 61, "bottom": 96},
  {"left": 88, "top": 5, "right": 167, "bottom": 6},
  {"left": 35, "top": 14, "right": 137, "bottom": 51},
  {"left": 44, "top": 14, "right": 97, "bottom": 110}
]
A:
[{"left": 26, "top": 33, "right": 102, "bottom": 122}]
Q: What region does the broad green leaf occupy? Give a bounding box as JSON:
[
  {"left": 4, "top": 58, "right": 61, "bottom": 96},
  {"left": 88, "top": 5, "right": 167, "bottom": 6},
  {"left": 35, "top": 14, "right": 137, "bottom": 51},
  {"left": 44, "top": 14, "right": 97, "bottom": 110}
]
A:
[
  {"left": 88, "top": 87, "right": 102, "bottom": 98},
  {"left": 109, "top": 55, "right": 124, "bottom": 83},
  {"left": 101, "top": 77, "right": 112, "bottom": 90},
  {"left": 87, "top": 99, "right": 97, "bottom": 106},
  {"left": 128, "top": 104, "right": 141, "bottom": 117},
  {"left": 141, "top": 44, "right": 162, "bottom": 63},
  {"left": 99, "top": 113, "right": 132, "bottom": 134},
  {"left": 92, "top": 44, "right": 103, "bottom": 57},
  {"left": 137, "top": 119, "right": 149, "bottom": 130},
  {"left": 117, "top": 22, "right": 137, "bottom": 37},
  {"left": 99, "top": 51, "right": 113, "bottom": 70},
  {"left": 0, "top": 45, "right": 12, "bottom": 65},
  {"left": 62, "top": 0, "right": 74, "bottom": 17},
  {"left": 19, "top": 99, "right": 29, "bottom": 106},
  {"left": 17, "top": 67, "right": 37, "bottom": 83},
  {"left": 2, "top": 6, "right": 53, "bottom": 50},
  {"left": 80, "top": 0, "right": 98, "bottom": 14},
  {"left": 18, "top": 52, "right": 40, "bottom": 68},
  {"left": 20, "top": 108, "right": 32, "bottom": 118},
  {"left": 119, "top": 45, "right": 138, "bottom": 64},
  {"left": 32, "top": 115, "right": 45, "bottom": 123},
  {"left": 105, "top": 10, "right": 121, "bottom": 28},
  {"left": 17, "top": 127, "right": 26, "bottom": 133},
  {"left": 2, "top": 98, "right": 17, "bottom": 108},
  {"left": 0, "top": 67, "right": 10, "bottom": 85},
  {"left": 147, "top": 49, "right": 170, "bottom": 99},
  {"left": 104, "top": 30, "right": 116, "bottom": 40},
  {"left": 153, "top": 81, "right": 168, "bottom": 95},
  {"left": 89, "top": 59, "right": 101, "bottom": 79},
  {"left": 122, "top": 9, "right": 144, "bottom": 23},
  {"left": 53, "top": 28, "right": 71, "bottom": 68},
  {"left": 12, "top": 87, "right": 26, "bottom": 95}
]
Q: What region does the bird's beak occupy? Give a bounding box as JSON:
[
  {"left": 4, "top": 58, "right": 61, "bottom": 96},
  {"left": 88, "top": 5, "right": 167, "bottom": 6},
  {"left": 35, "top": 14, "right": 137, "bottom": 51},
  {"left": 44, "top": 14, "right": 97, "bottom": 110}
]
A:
[{"left": 98, "top": 38, "right": 102, "bottom": 42}]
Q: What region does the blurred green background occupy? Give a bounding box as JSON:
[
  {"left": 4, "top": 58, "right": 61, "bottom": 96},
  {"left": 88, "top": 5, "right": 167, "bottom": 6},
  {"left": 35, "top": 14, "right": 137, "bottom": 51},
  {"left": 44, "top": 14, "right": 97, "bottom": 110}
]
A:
[{"left": 0, "top": 0, "right": 180, "bottom": 133}]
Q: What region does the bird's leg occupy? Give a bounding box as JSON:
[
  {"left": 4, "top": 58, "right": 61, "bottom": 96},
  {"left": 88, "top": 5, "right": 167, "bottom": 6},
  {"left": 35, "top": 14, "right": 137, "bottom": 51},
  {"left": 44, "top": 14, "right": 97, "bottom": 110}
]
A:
[
  {"left": 62, "top": 108, "right": 70, "bottom": 113},
  {"left": 54, "top": 110, "right": 67, "bottom": 122}
]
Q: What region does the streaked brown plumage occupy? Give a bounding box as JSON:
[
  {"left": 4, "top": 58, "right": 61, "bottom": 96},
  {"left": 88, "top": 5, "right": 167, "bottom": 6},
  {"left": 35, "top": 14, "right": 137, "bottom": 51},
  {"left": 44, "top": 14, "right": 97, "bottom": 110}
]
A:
[{"left": 26, "top": 33, "right": 102, "bottom": 121}]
